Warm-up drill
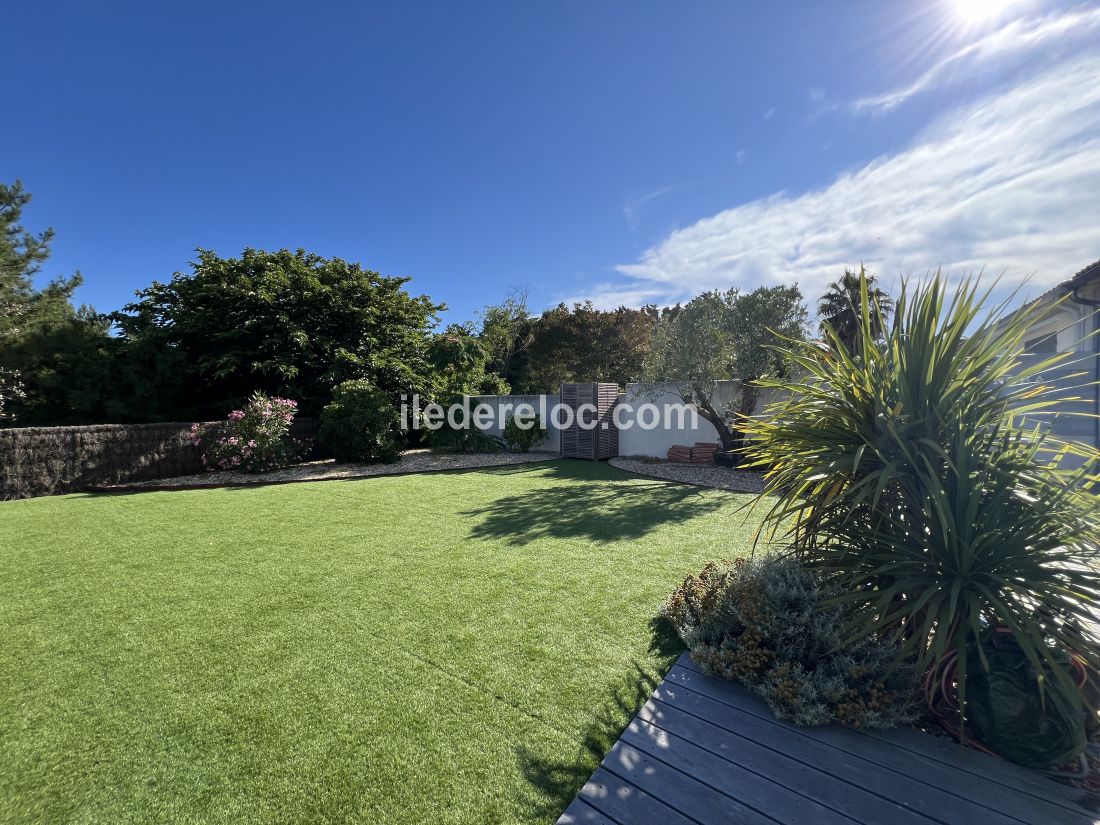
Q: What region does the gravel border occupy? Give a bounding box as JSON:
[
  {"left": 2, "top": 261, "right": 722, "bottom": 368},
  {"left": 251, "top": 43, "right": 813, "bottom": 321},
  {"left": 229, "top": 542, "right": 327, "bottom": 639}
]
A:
[
  {"left": 96, "top": 450, "right": 559, "bottom": 492},
  {"left": 609, "top": 456, "right": 765, "bottom": 493}
]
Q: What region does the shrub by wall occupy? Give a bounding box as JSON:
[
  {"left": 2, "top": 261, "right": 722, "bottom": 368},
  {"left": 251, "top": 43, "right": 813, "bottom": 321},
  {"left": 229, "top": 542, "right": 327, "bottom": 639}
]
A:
[
  {"left": 0, "top": 418, "right": 316, "bottom": 500},
  {"left": 318, "top": 380, "right": 400, "bottom": 463}
]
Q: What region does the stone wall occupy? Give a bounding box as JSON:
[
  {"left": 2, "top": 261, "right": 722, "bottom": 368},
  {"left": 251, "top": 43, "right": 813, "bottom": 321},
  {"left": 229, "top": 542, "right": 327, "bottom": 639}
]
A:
[{"left": 0, "top": 418, "right": 316, "bottom": 499}]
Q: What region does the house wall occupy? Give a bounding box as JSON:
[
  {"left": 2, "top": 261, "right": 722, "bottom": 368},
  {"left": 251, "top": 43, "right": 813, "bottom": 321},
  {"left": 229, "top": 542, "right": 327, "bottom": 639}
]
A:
[
  {"left": 1010, "top": 287, "right": 1100, "bottom": 455},
  {"left": 1012, "top": 352, "right": 1100, "bottom": 462},
  {"left": 1019, "top": 299, "right": 1092, "bottom": 353}
]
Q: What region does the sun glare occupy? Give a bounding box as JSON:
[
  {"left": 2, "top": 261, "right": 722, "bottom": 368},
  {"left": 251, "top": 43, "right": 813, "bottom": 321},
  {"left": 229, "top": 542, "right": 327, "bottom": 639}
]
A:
[{"left": 954, "top": 0, "right": 1017, "bottom": 23}]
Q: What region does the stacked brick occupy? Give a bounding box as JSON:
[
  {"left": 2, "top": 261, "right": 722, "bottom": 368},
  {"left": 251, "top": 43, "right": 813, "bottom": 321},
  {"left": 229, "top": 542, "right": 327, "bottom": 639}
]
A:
[
  {"left": 691, "top": 442, "right": 719, "bottom": 464},
  {"left": 666, "top": 441, "right": 719, "bottom": 464}
]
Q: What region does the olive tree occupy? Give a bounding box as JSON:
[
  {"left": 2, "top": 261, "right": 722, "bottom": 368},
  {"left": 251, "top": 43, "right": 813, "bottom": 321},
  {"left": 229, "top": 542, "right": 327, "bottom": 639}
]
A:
[{"left": 641, "top": 285, "right": 807, "bottom": 451}]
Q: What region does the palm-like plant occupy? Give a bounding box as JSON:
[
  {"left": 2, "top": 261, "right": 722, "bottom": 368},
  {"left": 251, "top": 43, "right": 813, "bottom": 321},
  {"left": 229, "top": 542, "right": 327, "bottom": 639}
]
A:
[
  {"left": 744, "top": 271, "right": 1100, "bottom": 736},
  {"left": 818, "top": 266, "right": 893, "bottom": 354}
]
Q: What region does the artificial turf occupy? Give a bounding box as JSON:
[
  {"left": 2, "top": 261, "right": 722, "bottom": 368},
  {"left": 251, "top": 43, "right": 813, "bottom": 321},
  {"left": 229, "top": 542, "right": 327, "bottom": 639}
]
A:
[{"left": 0, "top": 460, "right": 763, "bottom": 824}]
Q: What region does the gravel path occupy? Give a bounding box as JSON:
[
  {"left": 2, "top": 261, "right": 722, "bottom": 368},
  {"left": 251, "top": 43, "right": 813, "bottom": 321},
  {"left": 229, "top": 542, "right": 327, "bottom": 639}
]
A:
[
  {"left": 101, "top": 449, "right": 559, "bottom": 491},
  {"left": 609, "top": 456, "right": 765, "bottom": 493}
]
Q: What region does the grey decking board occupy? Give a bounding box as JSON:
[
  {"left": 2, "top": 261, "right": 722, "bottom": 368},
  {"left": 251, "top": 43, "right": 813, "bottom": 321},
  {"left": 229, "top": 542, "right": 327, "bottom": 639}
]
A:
[
  {"left": 558, "top": 654, "right": 1097, "bottom": 825},
  {"left": 601, "top": 740, "right": 779, "bottom": 825},
  {"left": 621, "top": 716, "right": 860, "bottom": 825},
  {"left": 666, "top": 661, "right": 1096, "bottom": 824},
  {"left": 665, "top": 665, "right": 1093, "bottom": 825},
  {"left": 859, "top": 718, "right": 1094, "bottom": 807},
  {"left": 654, "top": 677, "right": 1005, "bottom": 825},
  {"left": 857, "top": 725, "right": 1096, "bottom": 814},
  {"left": 574, "top": 766, "right": 698, "bottom": 825},
  {"left": 677, "top": 651, "right": 1091, "bottom": 809},
  {"left": 637, "top": 698, "right": 925, "bottom": 825},
  {"left": 556, "top": 799, "right": 620, "bottom": 825}
]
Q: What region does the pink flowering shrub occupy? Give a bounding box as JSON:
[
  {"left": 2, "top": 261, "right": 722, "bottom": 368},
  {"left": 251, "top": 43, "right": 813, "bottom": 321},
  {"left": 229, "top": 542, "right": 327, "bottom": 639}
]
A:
[{"left": 191, "top": 392, "right": 305, "bottom": 473}]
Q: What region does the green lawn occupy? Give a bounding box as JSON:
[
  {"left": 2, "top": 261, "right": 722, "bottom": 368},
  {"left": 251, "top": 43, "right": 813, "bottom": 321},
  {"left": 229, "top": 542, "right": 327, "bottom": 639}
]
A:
[{"left": 0, "top": 460, "right": 762, "bottom": 824}]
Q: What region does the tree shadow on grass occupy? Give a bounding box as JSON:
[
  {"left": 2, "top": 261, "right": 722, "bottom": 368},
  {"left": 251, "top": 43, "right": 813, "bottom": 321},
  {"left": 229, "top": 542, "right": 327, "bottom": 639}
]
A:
[
  {"left": 462, "top": 466, "right": 726, "bottom": 545},
  {"left": 516, "top": 618, "right": 685, "bottom": 821}
]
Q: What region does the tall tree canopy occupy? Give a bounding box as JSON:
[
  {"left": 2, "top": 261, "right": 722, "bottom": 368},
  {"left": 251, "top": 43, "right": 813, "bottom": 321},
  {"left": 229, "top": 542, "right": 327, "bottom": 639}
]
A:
[
  {"left": 114, "top": 248, "right": 444, "bottom": 417},
  {"left": 520, "top": 301, "right": 658, "bottom": 392},
  {"left": 729, "top": 284, "right": 810, "bottom": 422},
  {"left": 0, "top": 181, "right": 121, "bottom": 424},
  {"left": 0, "top": 282, "right": 22, "bottom": 419},
  {"left": 476, "top": 290, "right": 534, "bottom": 390},
  {"left": 0, "top": 181, "right": 81, "bottom": 339},
  {"left": 818, "top": 266, "right": 893, "bottom": 353},
  {"left": 427, "top": 323, "right": 509, "bottom": 400},
  {"left": 642, "top": 284, "right": 807, "bottom": 451}
]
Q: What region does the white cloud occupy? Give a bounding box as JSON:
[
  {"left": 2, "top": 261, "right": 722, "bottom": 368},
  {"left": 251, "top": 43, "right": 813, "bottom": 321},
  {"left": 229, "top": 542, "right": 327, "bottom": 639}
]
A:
[
  {"left": 622, "top": 186, "right": 673, "bottom": 230},
  {"left": 763, "top": 107, "right": 777, "bottom": 120},
  {"left": 601, "top": 55, "right": 1100, "bottom": 308},
  {"left": 736, "top": 149, "right": 748, "bottom": 165},
  {"left": 852, "top": 6, "right": 1100, "bottom": 113}
]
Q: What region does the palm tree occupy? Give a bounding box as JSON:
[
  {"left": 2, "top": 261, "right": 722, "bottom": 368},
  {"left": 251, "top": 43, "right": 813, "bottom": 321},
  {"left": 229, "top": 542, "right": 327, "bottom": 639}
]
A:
[{"left": 817, "top": 266, "right": 893, "bottom": 353}]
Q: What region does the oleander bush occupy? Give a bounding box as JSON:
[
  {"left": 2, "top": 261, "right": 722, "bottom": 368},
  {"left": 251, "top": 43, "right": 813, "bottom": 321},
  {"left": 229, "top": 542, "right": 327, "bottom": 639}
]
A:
[
  {"left": 502, "top": 412, "right": 543, "bottom": 452},
  {"left": 663, "top": 555, "right": 918, "bottom": 728},
  {"left": 318, "top": 380, "right": 401, "bottom": 463},
  {"left": 192, "top": 392, "right": 303, "bottom": 473}
]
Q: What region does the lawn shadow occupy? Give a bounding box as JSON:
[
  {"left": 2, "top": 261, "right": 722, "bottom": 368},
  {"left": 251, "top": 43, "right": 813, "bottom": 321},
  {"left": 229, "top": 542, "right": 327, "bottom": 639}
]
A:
[
  {"left": 516, "top": 660, "right": 664, "bottom": 822},
  {"left": 646, "top": 614, "right": 684, "bottom": 658},
  {"left": 516, "top": 620, "right": 684, "bottom": 821},
  {"left": 462, "top": 464, "right": 726, "bottom": 544}
]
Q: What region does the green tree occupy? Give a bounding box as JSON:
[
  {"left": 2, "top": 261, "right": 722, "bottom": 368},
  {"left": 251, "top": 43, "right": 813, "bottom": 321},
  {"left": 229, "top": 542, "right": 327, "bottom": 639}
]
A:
[
  {"left": 4, "top": 309, "right": 115, "bottom": 425},
  {"left": 114, "top": 248, "right": 444, "bottom": 417},
  {"left": 729, "top": 284, "right": 809, "bottom": 426},
  {"left": 0, "top": 182, "right": 83, "bottom": 337},
  {"left": 0, "top": 358, "right": 22, "bottom": 421},
  {"left": 0, "top": 292, "right": 23, "bottom": 420},
  {"left": 642, "top": 290, "right": 739, "bottom": 450},
  {"left": 0, "top": 180, "right": 121, "bottom": 425},
  {"left": 641, "top": 285, "right": 806, "bottom": 451},
  {"left": 427, "top": 324, "right": 508, "bottom": 400},
  {"left": 523, "top": 301, "right": 658, "bottom": 392},
  {"left": 476, "top": 289, "right": 534, "bottom": 390},
  {"left": 817, "top": 266, "right": 893, "bottom": 353}
]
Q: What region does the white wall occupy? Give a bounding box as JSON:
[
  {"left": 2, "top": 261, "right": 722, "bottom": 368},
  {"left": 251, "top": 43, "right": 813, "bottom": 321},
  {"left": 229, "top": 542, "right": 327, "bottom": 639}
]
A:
[
  {"left": 616, "top": 383, "right": 725, "bottom": 457},
  {"left": 470, "top": 381, "right": 786, "bottom": 459},
  {"left": 467, "top": 394, "right": 560, "bottom": 452}
]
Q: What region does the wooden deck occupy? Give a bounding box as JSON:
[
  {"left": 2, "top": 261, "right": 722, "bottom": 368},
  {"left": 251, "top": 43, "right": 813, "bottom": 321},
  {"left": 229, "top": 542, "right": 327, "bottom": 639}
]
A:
[{"left": 557, "top": 652, "right": 1097, "bottom": 825}]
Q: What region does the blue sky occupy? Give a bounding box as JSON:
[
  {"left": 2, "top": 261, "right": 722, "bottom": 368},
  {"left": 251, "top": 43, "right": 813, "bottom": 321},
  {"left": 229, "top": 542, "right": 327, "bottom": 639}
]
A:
[{"left": 5, "top": 0, "right": 1099, "bottom": 324}]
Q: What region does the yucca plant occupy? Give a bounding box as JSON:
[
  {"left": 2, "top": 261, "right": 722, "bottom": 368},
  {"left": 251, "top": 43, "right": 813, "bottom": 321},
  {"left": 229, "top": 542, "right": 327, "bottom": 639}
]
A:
[{"left": 743, "top": 271, "right": 1100, "bottom": 741}]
